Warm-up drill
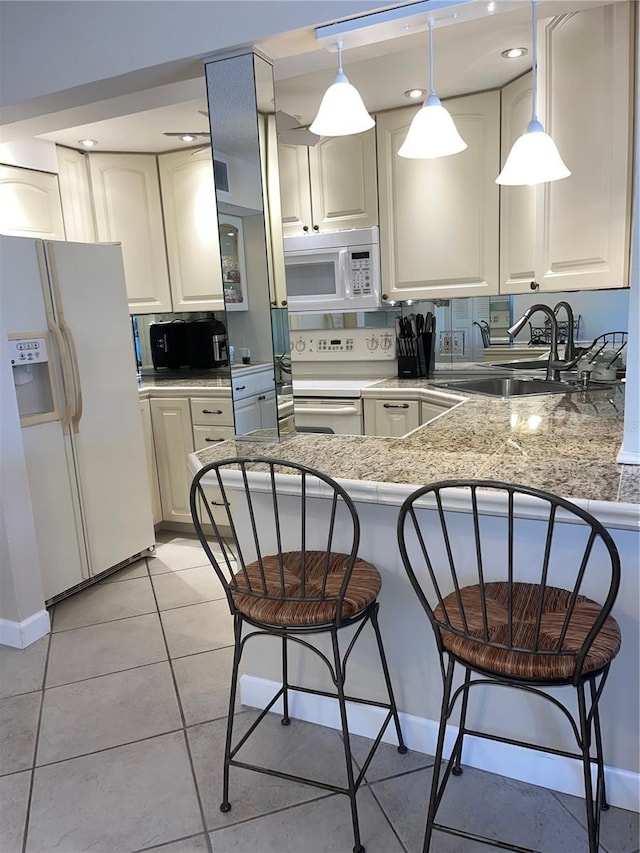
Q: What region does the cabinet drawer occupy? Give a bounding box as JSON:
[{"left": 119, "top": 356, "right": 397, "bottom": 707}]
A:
[
  {"left": 190, "top": 397, "right": 233, "bottom": 425},
  {"left": 230, "top": 369, "right": 274, "bottom": 400},
  {"left": 193, "top": 425, "right": 235, "bottom": 450},
  {"left": 195, "top": 484, "right": 232, "bottom": 529}
]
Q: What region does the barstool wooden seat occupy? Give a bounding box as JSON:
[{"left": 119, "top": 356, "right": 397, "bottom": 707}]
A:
[
  {"left": 397, "top": 480, "right": 621, "bottom": 853},
  {"left": 191, "top": 456, "right": 406, "bottom": 853}
]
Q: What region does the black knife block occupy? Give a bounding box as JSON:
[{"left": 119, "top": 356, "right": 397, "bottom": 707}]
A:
[{"left": 397, "top": 332, "right": 436, "bottom": 379}]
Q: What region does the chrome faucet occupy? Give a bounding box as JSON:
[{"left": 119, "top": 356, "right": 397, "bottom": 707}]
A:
[{"left": 507, "top": 304, "right": 561, "bottom": 380}]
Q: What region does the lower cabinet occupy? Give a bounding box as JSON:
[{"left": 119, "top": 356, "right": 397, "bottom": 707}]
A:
[
  {"left": 149, "top": 397, "right": 195, "bottom": 524},
  {"left": 140, "top": 399, "right": 162, "bottom": 525},
  {"left": 364, "top": 398, "right": 420, "bottom": 437},
  {"left": 235, "top": 390, "right": 277, "bottom": 434}
]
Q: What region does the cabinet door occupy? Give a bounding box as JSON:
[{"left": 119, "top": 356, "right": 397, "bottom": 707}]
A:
[
  {"left": 260, "top": 114, "right": 288, "bottom": 308},
  {"left": 89, "top": 153, "right": 172, "bottom": 314},
  {"left": 257, "top": 390, "right": 277, "bottom": 430},
  {"left": 278, "top": 144, "right": 312, "bottom": 236},
  {"left": 364, "top": 399, "right": 419, "bottom": 437},
  {"left": 149, "top": 398, "right": 194, "bottom": 524},
  {"left": 308, "top": 131, "right": 378, "bottom": 232},
  {"left": 56, "top": 146, "right": 96, "bottom": 242},
  {"left": 219, "top": 214, "right": 248, "bottom": 311},
  {"left": 234, "top": 396, "right": 261, "bottom": 435},
  {"left": 158, "top": 148, "right": 225, "bottom": 312},
  {"left": 499, "top": 73, "right": 538, "bottom": 295},
  {"left": 534, "top": 2, "right": 633, "bottom": 292},
  {"left": 140, "top": 398, "right": 162, "bottom": 525},
  {"left": 0, "top": 165, "right": 65, "bottom": 239},
  {"left": 377, "top": 92, "right": 500, "bottom": 301}
]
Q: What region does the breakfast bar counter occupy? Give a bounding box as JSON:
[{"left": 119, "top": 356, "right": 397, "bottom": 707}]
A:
[{"left": 188, "top": 379, "right": 639, "bottom": 813}]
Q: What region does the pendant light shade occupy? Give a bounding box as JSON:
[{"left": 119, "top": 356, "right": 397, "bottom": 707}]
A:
[
  {"left": 496, "top": 0, "right": 570, "bottom": 185},
  {"left": 398, "top": 20, "right": 467, "bottom": 160},
  {"left": 309, "top": 41, "right": 375, "bottom": 137}
]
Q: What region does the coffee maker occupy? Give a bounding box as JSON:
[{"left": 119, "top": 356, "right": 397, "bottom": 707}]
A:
[
  {"left": 149, "top": 320, "right": 189, "bottom": 370},
  {"left": 186, "top": 318, "right": 228, "bottom": 369}
]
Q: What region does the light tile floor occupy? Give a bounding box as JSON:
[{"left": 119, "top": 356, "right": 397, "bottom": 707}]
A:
[{"left": 1, "top": 532, "right": 637, "bottom": 853}]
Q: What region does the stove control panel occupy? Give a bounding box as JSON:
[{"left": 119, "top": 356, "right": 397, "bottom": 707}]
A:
[{"left": 290, "top": 329, "right": 396, "bottom": 361}]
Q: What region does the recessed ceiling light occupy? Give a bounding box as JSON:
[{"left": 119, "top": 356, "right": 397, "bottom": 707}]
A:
[
  {"left": 501, "top": 47, "right": 528, "bottom": 59},
  {"left": 404, "top": 88, "right": 426, "bottom": 100},
  {"left": 78, "top": 139, "right": 98, "bottom": 148},
  {"left": 180, "top": 134, "right": 196, "bottom": 142}
]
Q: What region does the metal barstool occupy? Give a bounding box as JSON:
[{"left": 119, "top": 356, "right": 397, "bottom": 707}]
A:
[
  {"left": 397, "top": 480, "right": 621, "bottom": 853},
  {"left": 191, "top": 456, "right": 406, "bottom": 853}
]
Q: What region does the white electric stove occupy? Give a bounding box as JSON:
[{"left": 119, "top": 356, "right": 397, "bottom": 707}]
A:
[{"left": 290, "top": 330, "right": 395, "bottom": 434}]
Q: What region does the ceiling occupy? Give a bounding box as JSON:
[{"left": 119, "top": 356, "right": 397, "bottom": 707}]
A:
[{"left": 37, "top": 0, "right": 615, "bottom": 157}]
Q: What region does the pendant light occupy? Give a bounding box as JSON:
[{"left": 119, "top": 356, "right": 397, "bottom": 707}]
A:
[
  {"left": 398, "top": 19, "right": 467, "bottom": 159},
  {"left": 309, "top": 40, "right": 375, "bottom": 137},
  {"left": 496, "top": 0, "right": 570, "bottom": 185}
]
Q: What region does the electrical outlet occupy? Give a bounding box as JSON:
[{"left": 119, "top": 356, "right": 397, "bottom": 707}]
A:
[
  {"left": 452, "top": 331, "right": 465, "bottom": 354},
  {"left": 440, "top": 332, "right": 452, "bottom": 354}
]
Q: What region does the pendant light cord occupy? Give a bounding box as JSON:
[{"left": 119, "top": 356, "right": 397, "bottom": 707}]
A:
[
  {"left": 428, "top": 19, "right": 435, "bottom": 97},
  {"left": 337, "top": 40, "right": 344, "bottom": 76},
  {"left": 531, "top": 0, "right": 538, "bottom": 123}
]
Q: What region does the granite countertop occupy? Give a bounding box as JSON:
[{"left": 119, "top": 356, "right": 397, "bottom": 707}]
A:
[{"left": 192, "top": 379, "right": 639, "bottom": 510}]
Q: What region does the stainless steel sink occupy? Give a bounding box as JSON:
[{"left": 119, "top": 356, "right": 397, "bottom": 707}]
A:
[
  {"left": 488, "top": 359, "right": 550, "bottom": 370},
  {"left": 436, "top": 377, "right": 573, "bottom": 398}
]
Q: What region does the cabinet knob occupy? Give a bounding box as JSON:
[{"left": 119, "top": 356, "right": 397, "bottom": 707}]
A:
[
  {"left": 381, "top": 294, "right": 388, "bottom": 301},
  {"left": 235, "top": 385, "right": 246, "bottom": 391},
  {"left": 258, "top": 394, "right": 266, "bottom": 401},
  {"left": 271, "top": 300, "right": 276, "bottom": 307},
  {"left": 281, "top": 299, "right": 288, "bottom": 307},
  {"left": 530, "top": 280, "right": 540, "bottom": 291},
  {"left": 313, "top": 224, "right": 319, "bottom": 232},
  {"left": 303, "top": 226, "right": 309, "bottom": 232}
]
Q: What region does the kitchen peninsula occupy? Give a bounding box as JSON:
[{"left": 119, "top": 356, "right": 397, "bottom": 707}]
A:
[{"left": 187, "top": 378, "right": 639, "bottom": 813}]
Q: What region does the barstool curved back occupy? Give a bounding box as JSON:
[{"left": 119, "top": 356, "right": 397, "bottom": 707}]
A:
[
  {"left": 397, "top": 479, "right": 621, "bottom": 853},
  {"left": 191, "top": 457, "right": 406, "bottom": 853}
]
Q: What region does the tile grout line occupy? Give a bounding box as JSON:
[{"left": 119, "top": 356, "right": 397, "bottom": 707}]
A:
[
  {"left": 146, "top": 552, "right": 216, "bottom": 853},
  {"left": 20, "top": 624, "right": 53, "bottom": 853},
  {"left": 549, "top": 788, "right": 610, "bottom": 853}
]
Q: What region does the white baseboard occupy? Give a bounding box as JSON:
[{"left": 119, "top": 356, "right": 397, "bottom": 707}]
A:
[
  {"left": 240, "top": 674, "right": 640, "bottom": 814},
  {"left": 0, "top": 610, "right": 50, "bottom": 648},
  {"left": 616, "top": 447, "right": 640, "bottom": 464}
]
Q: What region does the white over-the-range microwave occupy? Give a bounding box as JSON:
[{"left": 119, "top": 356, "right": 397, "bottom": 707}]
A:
[{"left": 283, "top": 226, "right": 381, "bottom": 313}]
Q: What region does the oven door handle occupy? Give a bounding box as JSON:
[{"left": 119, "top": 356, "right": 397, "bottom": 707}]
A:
[{"left": 294, "top": 404, "right": 359, "bottom": 417}]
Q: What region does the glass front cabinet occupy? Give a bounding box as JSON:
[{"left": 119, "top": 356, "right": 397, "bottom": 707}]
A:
[{"left": 219, "top": 214, "right": 248, "bottom": 311}]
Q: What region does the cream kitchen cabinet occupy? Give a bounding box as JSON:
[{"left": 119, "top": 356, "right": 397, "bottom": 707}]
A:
[
  {"left": 363, "top": 398, "right": 420, "bottom": 437},
  {"left": 190, "top": 397, "right": 235, "bottom": 527},
  {"left": 278, "top": 131, "right": 378, "bottom": 237},
  {"left": 377, "top": 91, "right": 500, "bottom": 302},
  {"left": 259, "top": 113, "right": 288, "bottom": 308},
  {"left": 158, "top": 148, "right": 225, "bottom": 312},
  {"left": 0, "top": 165, "right": 65, "bottom": 239},
  {"left": 235, "top": 390, "right": 277, "bottom": 435},
  {"left": 140, "top": 398, "right": 162, "bottom": 525},
  {"left": 88, "top": 152, "right": 173, "bottom": 314},
  {"left": 149, "top": 397, "right": 195, "bottom": 524},
  {"left": 500, "top": 2, "right": 633, "bottom": 294},
  {"left": 55, "top": 146, "right": 96, "bottom": 242}
]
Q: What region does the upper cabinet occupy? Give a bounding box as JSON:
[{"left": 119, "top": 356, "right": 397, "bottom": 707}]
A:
[
  {"left": 500, "top": 2, "right": 633, "bottom": 294},
  {"left": 0, "top": 165, "right": 65, "bottom": 239},
  {"left": 158, "top": 148, "right": 225, "bottom": 312},
  {"left": 56, "top": 147, "right": 96, "bottom": 243},
  {"left": 218, "top": 213, "right": 248, "bottom": 311},
  {"left": 377, "top": 91, "right": 500, "bottom": 302},
  {"left": 88, "top": 152, "right": 173, "bottom": 314},
  {"left": 278, "top": 130, "right": 378, "bottom": 237}
]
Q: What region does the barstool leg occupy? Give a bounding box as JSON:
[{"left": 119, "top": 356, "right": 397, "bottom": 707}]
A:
[
  {"left": 577, "top": 682, "right": 599, "bottom": 853},
  {"left": 281, "top": 636, "right": 291, "bottom": 726},
  {"left": 370, "top": 605, "right": 407, "bottom": 753},
  {"left": 590, "top": 675, "right": 608, "bottom": 810},
  {"left": 220, "top": 614, "right": 243, "bottom": 813},
  {"left": 451, "top": 668, "right": 471, "bottom": 776},
  {"left": 331, "top": 628, "right": 364, "bottom": 853},
  {"left": 423, "top": 655, "right": 456, "bottom": 853}
]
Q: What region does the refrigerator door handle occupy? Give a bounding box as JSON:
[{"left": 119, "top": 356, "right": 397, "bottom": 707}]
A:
[
  {"left": 48, "top": 318, "right": 74, "bottom": 434},
  {"left": 60, "top": 319, "right": 83, "bottom": 433}
]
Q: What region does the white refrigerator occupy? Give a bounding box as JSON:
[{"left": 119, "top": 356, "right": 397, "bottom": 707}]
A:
[{"left": 2, "top": 236, "right": 155, "bottom": 602}]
